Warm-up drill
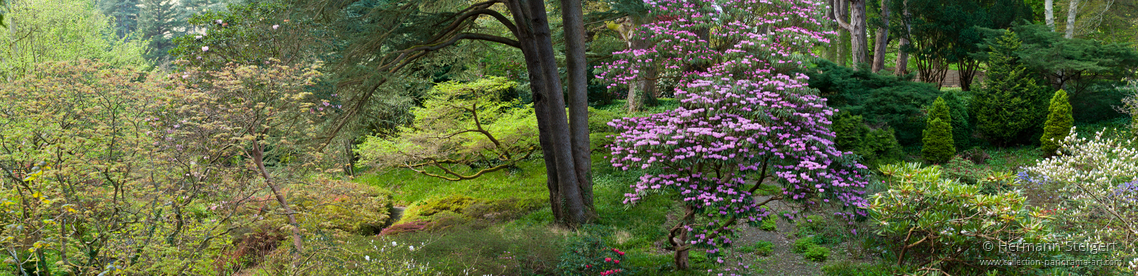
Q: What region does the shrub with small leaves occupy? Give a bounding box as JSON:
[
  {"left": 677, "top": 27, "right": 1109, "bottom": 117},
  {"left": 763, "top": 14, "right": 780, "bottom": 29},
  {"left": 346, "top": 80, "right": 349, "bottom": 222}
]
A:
[
  {"left": 1040, "top": 89, "right": 1073, "bottom": 156},
  {"left": 922, "top": 97, "right": 955, "bottom": 163},
  {"left": 803, "top": 245, "right": 830, "bottom": 262},
  {"left": 1022, "top": 128, "right": 1138, "bottom": 263},
  {"left": 870, "top": 163, "right": 1052, "bottom": 274},
  {"left": 793, "top": 237, "right": 817, "bottom": 254},
  {"left": 556, "top": 231, "right": 629, "bottom": 276}
]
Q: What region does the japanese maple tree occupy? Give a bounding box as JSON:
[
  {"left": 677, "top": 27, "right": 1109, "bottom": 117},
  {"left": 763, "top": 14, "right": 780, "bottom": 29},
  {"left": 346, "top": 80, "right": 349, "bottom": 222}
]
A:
[{"left": 602, "top": 0, "right": 869, "bottom": 270}]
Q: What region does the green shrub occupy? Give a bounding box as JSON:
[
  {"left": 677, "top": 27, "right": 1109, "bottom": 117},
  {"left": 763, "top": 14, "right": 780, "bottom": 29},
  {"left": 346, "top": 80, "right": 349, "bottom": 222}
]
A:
[
  {"left": 803, "top": 246, "right": 830, "bottom": 262},
  {"left": 1040, "top": 89, "right": 1073, "bottom": 156},
  {"left": 942, "top": 90, "right": 974, "bottom": 150},
  {"left": 870, "top": 163, "right": 1053, "bottom": 274},
  {"left": 412, "top": 195, "right": 476, "bottom": 218},
  {"left": 941, "top": 156, "right": 988, "bottom": 184},
  {"left": 557, "top": 229, "right": 631, "bottom": 276},
  {"left": 356, "top": 77, "right": 539, "bottom": 181},
  {"left": 832, "top": 112, "right": 903, "bottom": 167},
  {"left": 806, "top": 59, "right": 941, "bottom": 146},
  {"left": 289, "top": 178, "right": 393, "bottom": 235},
  {"left": 588, "top": 107, "right": 621, "bottom": 151},
  {"left": 922, "top": 118, "right": 955, "bottom": 164},
  {"left": 759, "top": 219, "right": 777, "bottom": 231},
  {"left": 792, "top": 237, "right": 816, "bottom": 254},
  {"left": 971, "top": 30, "right": 1047, "bottom": 145}
]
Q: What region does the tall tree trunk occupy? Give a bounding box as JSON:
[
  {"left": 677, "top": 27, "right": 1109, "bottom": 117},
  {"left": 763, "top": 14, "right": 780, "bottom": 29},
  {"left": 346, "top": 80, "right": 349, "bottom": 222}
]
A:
[
  {"left": 895, "top": 0, "right": 910, "bottom": 76},
  {"left": 838, "top": 0, "right": 850, "bottom": 66},
  {"left": 871, "top": 0, "right": 889, "bottom": 72},
  {"left": 504, "top": 0, "right": 589, "bottom": 227},
  {"left": 1045, "top": 0, "right": 1055, "bottom": 31},
  {"left": 835, "top": 0, "right": 869, "bottom": 68},
  {"left": 561, "top": 0, "right": 596, "bottom": 222},
  {"left": 850, "top": 0, "right": 869, "bottom": 67},
  {"left": 1065, "top": 0, "right": 1078, "bottom": 38}
]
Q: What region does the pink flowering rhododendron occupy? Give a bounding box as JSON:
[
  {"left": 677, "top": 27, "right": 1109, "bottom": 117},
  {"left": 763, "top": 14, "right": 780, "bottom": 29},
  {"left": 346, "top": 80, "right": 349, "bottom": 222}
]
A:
[{"left": 601, "top": 0, "right": 868, "bottom": 266}]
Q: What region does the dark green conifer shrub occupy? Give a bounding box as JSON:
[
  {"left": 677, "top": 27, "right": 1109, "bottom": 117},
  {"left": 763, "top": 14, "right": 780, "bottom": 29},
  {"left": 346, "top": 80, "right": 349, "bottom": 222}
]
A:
[{"left": 971, "top": 30, "right": 1047, "bottom": 145}]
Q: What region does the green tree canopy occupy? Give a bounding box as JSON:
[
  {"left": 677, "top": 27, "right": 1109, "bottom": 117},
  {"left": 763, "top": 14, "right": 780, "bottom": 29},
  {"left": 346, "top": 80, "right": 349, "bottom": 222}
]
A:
[{"left": 0, "top": 0, "right": 148, "bottom": 80}]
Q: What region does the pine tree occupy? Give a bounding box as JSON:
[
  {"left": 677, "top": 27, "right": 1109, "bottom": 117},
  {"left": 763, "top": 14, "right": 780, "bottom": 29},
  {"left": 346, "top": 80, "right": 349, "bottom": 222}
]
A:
[
  {"left": 138, "top": 0, "right": 178, "bottom": 60},
  {"left": 923, "top": 97, "right": 955, "bottom": 163},
  {"left": 97, "top": 0, "right": 141, "bottom": 38},
  {"left": 971, "top": 30, "right": 1046, "bottom": 145},
  {"left": 1040, "top": 89, "right": 1073, "bottom": 155}
]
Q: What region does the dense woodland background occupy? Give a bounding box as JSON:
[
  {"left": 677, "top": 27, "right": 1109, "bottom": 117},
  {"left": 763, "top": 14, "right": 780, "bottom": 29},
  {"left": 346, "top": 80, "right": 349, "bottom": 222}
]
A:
[{"left": 0, "top": 0, "right": 1136, "bottom": 275}]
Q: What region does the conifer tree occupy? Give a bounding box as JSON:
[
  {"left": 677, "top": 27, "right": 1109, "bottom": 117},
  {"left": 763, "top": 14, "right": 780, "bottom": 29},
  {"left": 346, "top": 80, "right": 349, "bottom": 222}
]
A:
[
  {"left": 942, "top": 91, "right": 972, "bottom": 150},
  {"left": 923, "top": 97, "right": 955, "bottom": 163},
  {"left": 1040, "top": 89, "right": 1073, "bottom": 155},
  {"left": 971, "top": 29, "right": 1046, "bottom": 145}
]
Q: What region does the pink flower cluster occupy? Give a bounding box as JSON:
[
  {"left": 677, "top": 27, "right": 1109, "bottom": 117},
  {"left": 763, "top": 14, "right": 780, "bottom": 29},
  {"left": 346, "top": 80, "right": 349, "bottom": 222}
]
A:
[{"left": 603, "top": 0, "right": 867, "bottom": 255}]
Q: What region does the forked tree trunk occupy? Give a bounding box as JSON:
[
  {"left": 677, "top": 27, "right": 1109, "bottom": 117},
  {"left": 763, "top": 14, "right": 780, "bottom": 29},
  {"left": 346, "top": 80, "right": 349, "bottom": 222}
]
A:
[
  {"left": 835, "top": 0, "right": 869, "bottom": 68},
  {"left": 504, "top": 0, "right": 593, "bottom": 227},
  {"left": 669, "top": 205, "right": 695, "bottom": 270}
]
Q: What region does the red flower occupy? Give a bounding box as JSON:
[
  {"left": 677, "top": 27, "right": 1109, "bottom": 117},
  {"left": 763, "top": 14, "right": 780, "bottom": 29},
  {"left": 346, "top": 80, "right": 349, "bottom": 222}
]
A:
[
  {"left": 605, "top": 257, "right": 612, "bottom": 262},
  {"left": 586, "top": 264, "right": 591, "bottom": 269},
  {"left": 614, "top": 260, "right": 620, "bottom": 264}
]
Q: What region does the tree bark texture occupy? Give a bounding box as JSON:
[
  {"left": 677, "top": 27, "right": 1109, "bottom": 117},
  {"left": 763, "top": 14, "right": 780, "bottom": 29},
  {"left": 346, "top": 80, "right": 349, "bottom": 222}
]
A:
[
  {"left": 871, "top": 0, "right": 889, "bottom": 72},
  {"left": 560, "top": 0, "right": 596, "bottom": 222},
  {"left": 838, "top": 0, "right": 850, "bottom": 66},
  {"left": 503, "top": 0, "right": 592, "bottom": 227},
  {"left": 895, "top": 0, "right": 910, "bottom": 76},
  {"left": 1066, "top": 0, "right": 1078, "bottom": 38},
  {"left": 835, "top": 0, "right": 869, "bottom": 68},
  {"left": 1046, "top": 0, "right": 1055, "bottom": 31},
  {"left": 669, "top": 205, "right": 695, "bottom": 270}
]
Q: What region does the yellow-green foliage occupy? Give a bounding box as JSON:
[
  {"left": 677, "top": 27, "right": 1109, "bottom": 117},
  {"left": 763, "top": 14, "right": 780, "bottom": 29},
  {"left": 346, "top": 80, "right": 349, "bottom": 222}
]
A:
[
  {"left": 870, "top": 163, "right": 1052, "bottom": 273},
  {"left": 0, "top": 0, "right": 148, "bottom": 80},
  {"left": 588, "top": 107, "right": 621, "bottom": 151},
  {"left": 1040, "top": 89, "right": 1073, "bottom": 155},
  {"left": 922, "top": 97, "right": 955, "bottom": 163},
  {"left": 289, "top": 179, "right": 393, "bottom": 235},
  {"left": 411, "top": 195, "right": 477, "bottom": 218},
  {"left": 357, "top": 77, "right": 539, "bottom": 180}
]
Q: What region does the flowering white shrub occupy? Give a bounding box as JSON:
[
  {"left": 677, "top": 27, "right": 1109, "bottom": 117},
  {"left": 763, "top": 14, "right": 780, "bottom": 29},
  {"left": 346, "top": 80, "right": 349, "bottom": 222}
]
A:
[
  {"left": 1119, "top": 79, "right": 1137, "bottom": 133},
  {"left": 1022, "top": 127, "right": 1138, "bottom": 262}
]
